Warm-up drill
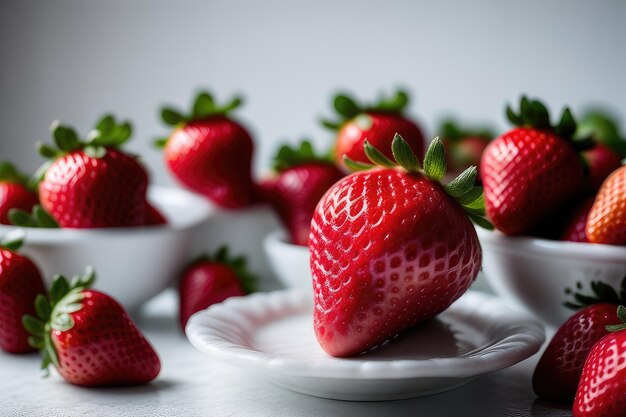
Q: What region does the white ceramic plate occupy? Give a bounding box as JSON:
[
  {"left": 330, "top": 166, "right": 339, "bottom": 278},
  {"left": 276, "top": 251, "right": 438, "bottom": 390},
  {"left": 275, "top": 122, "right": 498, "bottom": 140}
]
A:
[{"left": 186, "top": 290, "right": 545, "bottom": 401}]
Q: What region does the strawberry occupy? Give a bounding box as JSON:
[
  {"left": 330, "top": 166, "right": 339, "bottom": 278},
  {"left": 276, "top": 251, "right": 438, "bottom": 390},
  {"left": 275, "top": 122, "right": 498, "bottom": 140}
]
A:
[
  {"left": 560, "top": 195, "right": 595, "bottom": 242},
  {"left": 581, "top": 143, "right": 623, "bottom": 191},
  {"left": 0, "top": 232, "right": 46, "bottom": 353},
  {"left": 533, "top": 278, "right": 626, "bottom": 403},
  {"left": 438, "top": 118, "right": 494, "bottom": 179},
  {"left": 179, "top": 247, "right": 255, "bottom": 330},
  {"left": 35, "top": 115, "right": 148, "bottom": 228},
  {"left": 260, "top": 140, "right": 344, "bottom": 246},
  {"left": 573, "top": 305, "right": 626, "bottom": 417},
  {"left": 155, "top": 91, "right": 255, "bottom": 209},
  {"left": 310, "top": 134, "right": 490, "bottom": 357},
  {"left": 481, "top": 96, "right": 586, "bottom": 235},
  {"left": 321, "top": 89, "right": 425, "bottom": 171},
  {"left": 145, "top": 202, "right": 167, "bottom": 226},
  {"left": 23, "top": 267, "right": 160, "bottom": 386},
  {"left": 586, "top": 164, "right": 626, "bottom": 245},
  {"left": 0, "top": 162, "right": 38, "bottom": 225}
]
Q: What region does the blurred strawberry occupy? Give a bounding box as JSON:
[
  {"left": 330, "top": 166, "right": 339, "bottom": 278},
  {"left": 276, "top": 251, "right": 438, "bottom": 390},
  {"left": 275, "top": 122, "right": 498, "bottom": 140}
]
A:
[
  {"left": 438, "top": 118, "right": 494, "bottom": 180},
  {"left": 0, "top": 231, "right": 46, "bottom": 353},
  {"left": 23, "top": 267, "right": 161, "bottom": 386},
  {"left": 155, "top": 91, "right": 255, "bottom": 209},
  {"left": 0, "top": 162, "right": 38, "bottom": 225},
  {"left": 481, "top": 96, "right": 585, "bottom": 235},
  {"left": 36, "top": 115, "right": 148, "bottom": 228},
  {"left": 321, "top": 89, "right": 425, "bottom": 171},
  {"left": 179, "top": 247, "right": 255, "bottom": 330},
  {"left": 533, "top": 278, "right": 625, "bottom": 403},
  {"left": 560, "top": 195, "right": 596, "bottom": 242},
  {"left": 575, "top": 111, "right": 626, "bottom": 191},
  {"left": 260, "top": 140, "right": 343, "bottom": 246},
  {"left": 144, "top": 202, "right": 167, "bottom": 226},
  {"left": 585, "top": 164, "right": 626, "bottom": 245}
]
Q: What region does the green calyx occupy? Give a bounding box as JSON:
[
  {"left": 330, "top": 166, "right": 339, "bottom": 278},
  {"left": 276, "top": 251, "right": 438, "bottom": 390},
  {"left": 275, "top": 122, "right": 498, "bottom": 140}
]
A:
[
  {"left": 344, "top": 134, "right": 493, "bottom": 230},
  {"left": 9, "top": 205, "right": 59, "bottom": 229},
  {"left": 191, "top": 246, "right": 257, "bottom": 294},
  {"left": 272, "top": 140, "right": 334, "bottom": 172},
  {"left": 154, "top": 91, "right": 244, "bottom": 148},
  {"left": 321, "top": 88, "right": 410, "bottom": 131},
  {"left": 506, "top": 96, "right": 577, "bottom": 141},
  {"left": 438, "top": 118, "right": 494, "bottom": 143},
  {"left": 574, "top": 110, "right": 626, "bottom": 156},
  {"left": 0, "top": 230, "right": 25, "bottom": 251},
  {"left": 22, "top": 267, "right": 96, "bottom": 375},
  {"left": 606, "top": 305, "right": 626, "bottom": 332},
  {"left": 0, "top": 162, "right": 30, "bottom": 188},
  {"left": 563, "top": 275, "right": 626, "bottom": 310}
]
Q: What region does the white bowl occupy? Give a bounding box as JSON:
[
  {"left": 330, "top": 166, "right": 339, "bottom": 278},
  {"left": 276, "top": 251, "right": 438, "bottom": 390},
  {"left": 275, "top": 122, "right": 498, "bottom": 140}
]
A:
[
  {"left": 263, "top": 229, "right": 495, "bottom": 295},
  {"left": 477, "top": 227, "right": 626, "bottom": 328},
  {"left": 264, "top": 230, "right": 312, "bottom": 292},
  {"left": 192, "top": 203, "right": 283, "bottom": 291},
  {"left": 0, "top": 186, "right": 211, "bottom": 311}
]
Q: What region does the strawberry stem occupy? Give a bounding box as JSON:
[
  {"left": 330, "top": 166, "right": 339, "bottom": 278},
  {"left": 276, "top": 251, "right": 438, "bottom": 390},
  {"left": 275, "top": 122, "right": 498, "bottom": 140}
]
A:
[{"left": 506, "top": 95, "right": 577, "bottom": 139}]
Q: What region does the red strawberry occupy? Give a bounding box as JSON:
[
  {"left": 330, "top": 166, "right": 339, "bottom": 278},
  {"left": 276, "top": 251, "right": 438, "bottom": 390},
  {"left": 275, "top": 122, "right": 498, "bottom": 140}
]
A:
[
  {"left": 260, "top": 140, "right": 344, "bottom": 246},
  {"left": 156, "top": 91, "right": 255, "bottom": 209},
  {"left": 23, "top": 268, "right": 160, "bottom": 386},
  {"left": 560, "top": 195, "right": 595, "bottom": 242},
  {"left": 145, "top": 202, "right": 167, "bottom": 226},
  {"left": 481, "top": 96, "right": 585, "bottom": 235},
  {"left": 0, "top": 232, "right": 46, "bottom": 353},
  {"left": 576, "top": 111, "right": 626, "bottom": 191},
  {"left": 573, "top": 305, "right": 626, "bottom": 417},
  {"left": 0, "top": 162, "right": 38, "bottom": 225},
  {"left": 438, "top": 118, "right": 494, "bottom": 179},
  {"left": 310, "top": 135, "right": 490, "bottom": 357},
  {"left": 36, "top": 115, "right": 148, "bottom": 228},
  {"left": 179, "top": 247, "right": 255, "bottom": 330},
  {"left": 321, "top": 89, "right": 425, "bottom": 171},
  {"left": 533, "top": 278, "right": 625, "bottom": 403},
  {"left": 586, "top": 164, "right": 626, "bottom": 245}
]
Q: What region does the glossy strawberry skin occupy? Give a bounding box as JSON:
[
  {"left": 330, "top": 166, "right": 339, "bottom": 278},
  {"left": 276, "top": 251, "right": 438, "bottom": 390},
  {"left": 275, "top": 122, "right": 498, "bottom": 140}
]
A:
[
  {"left": 0, "top": 248, "right": 46, "bottom": 353},
  {"left": 533, "top": 304, "right": 620, "bottom": 403},
  {"left": 0, "top": 182, "right": 38, "bottom": 225},
  {"left": 481, "top": 127, "right": 584, "bottom": 235},
  {"left": 179, "top": 262, "right": 245, "bottom": 330},
  {"left": 165, "top": 116, "right": 255, "bottom": 209},
  {"left": 39, "top": 149, "right": 148, "bottom": 228},
  {"left": 582, "top": 143, "right": 623, "bottom": 191},
  {"left": 260, "top": 163, "right": 343, "bottom": 246},
  {"left": 51, "top": 290, "right": 160, "bottom": 386},
  {"left": 573, "top": 330, "right": 626, "bottom": 417},
  {"left": 335, "top": 112, "right": 425, "bottom": 171},
  {"left": 586, "top": 165, "right": 626, "bottom": 245},
  {"left": 310, "top": 168, "right": 481, "bottom": 357},
  {"left": 561, "top": 196, "right": 595, "bottom": 243}
]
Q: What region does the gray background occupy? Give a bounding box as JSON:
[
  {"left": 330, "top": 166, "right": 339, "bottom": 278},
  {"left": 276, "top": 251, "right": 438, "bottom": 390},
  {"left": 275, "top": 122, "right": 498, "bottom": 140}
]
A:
[{"left": 1, "top": 0, "right": 625, "bottom": 185}]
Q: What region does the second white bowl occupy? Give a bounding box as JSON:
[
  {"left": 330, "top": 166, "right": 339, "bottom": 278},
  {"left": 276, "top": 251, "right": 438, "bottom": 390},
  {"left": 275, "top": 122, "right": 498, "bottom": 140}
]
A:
[{"left": 264, "top": 229, "right": 312, "bottom": 293}]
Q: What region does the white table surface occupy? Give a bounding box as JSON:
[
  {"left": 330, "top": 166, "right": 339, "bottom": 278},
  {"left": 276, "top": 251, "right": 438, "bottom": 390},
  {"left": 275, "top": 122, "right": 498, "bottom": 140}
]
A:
[{"left": 1, "top": 289, "right": 573, "bottom": 417}]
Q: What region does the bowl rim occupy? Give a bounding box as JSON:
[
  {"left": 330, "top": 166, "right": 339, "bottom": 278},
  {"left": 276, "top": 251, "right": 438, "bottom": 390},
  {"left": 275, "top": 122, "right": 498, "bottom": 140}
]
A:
[
  {"left": 0, "top": 185, "right": 212, "bottom": 242},
  {"left": 475, "top": 226, "right": 626, "bottom": 261},
  {"left": 264, "top": 229, "right": 309, "bottom": 251}
]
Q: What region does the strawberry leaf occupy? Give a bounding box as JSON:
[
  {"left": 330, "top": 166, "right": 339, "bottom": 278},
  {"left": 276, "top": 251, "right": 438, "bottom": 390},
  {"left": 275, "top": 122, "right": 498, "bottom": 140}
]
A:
[
  {"left": 272, "top": 139, "right": 334, "bottom": 171},
  {"left": 95, "top": 114, "right": 115, "bottom": 136},
  {"left": 9, "top": 205, "right": 59, "bottom": 229},
  {"left": 333, "top": 94, "right": 360, "bottom": 119},
  {"left": 51, "top": 123, "right": 80, "bottom": 152},
  {"left": 375, "top": 89, "right": 409, "bottom": 112},
  {"left": 423, "top": 137, "right": 446, "bottom": 181},
  {"left": 0, "top": 229, "right": 25, "bottom": 251},
  {"left": 320, "top": 119, "right": 343, "bottom": 131},
  {"left": 0, "top": 162, "right": 30, "bottom": 186},
  {"left": 391, "top": 134, "right": 421, "bottom": 172},
  {"left": 364, "top": 140, "right": 395, "bottom": 168},
  {"left": 161, "top": 108, "right": 186, "bottom": 126},
  {"left": 193, "top": 92, "right": 215, "bottom": 118},
  {"left": 191, "top": 246, "right": 257, "bottom": 294},
  {"left": 153, "top": 137, "right": 169, "bottom": 149},
  {"left": 35, "top": 294, "right": 51, "bottom": 320},
  {"left": 445, "top": 166, "right": 477, "bottom": 198},
  {"left": 343, "top": 156, "right": 375, "bottom": 171}
]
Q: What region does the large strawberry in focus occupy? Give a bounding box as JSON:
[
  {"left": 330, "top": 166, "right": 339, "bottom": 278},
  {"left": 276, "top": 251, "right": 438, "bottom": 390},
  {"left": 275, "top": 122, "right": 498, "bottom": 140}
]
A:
[
  {"left": 533, "top": 278, "right": 625, "bottom": 403},
  {"left": 0, "top": 232, "right": 46, "bottom": 353},
  {"left": 575, "top": 111, "right": 626, "bottom": 191},
  {"left": 310, "top": 135, "right": 490, "bottom": 357},
  {"left": 260, "top": 140, "right": 344, "bottom": 246},
  {"left": 481, "top": 96, "right": 585, "bottom": 235},
  {"left": 23, "top": 267, "right": 161, "bottom": 386},
  {"left": 586, "top": 164, "right": 626, "bottom": 245},
  {"left": 0, "top": 162, "right": 38, "bottom": 225},
  {"left": 321, "top": 89, "right": 425, "bottom": 171},
  {"left": 438, "top": 118, "right": 494, "bottom": 179},
  {"left": 155, "top": 91, "right": 255, "bottom": 209},
  {"left": 179, "top": 246, "right": 255, "bottom": 330},
  {"left": 36, "top": 115, "right": 148, "bottom": 228},
  {"left": 573, "top": 305, "right": 626, "bottom": 417}
]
